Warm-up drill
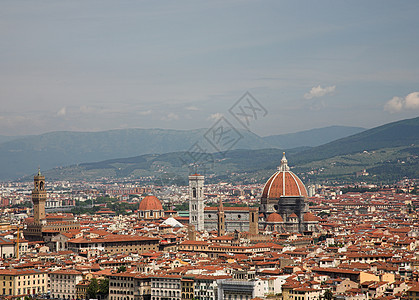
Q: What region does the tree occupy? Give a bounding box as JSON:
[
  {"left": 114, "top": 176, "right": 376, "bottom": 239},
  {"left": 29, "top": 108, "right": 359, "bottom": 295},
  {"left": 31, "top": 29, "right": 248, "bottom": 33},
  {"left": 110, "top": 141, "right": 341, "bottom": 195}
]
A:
[
  {"left": 87, "top": 278, "right": 99, "bottom": 299},
  {"left": 117, "top": 265, "right": 127, "bottom": 273},
  {"left": 323, "top": 289, "right": 333, "bottom": 300},
  {"left": 98, "top": 279, "right": 109, "bottom": 298}
]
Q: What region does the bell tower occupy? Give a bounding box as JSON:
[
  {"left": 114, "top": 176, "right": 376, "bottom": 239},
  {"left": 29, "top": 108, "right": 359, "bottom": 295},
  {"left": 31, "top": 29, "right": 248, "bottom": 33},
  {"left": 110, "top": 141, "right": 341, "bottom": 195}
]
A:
[
  {"left": 249, "top": 207, "right": 259, "bottom": 236},
  {"left": 189, "top": 174, "right": 205, "bottom": 231},
  {"left": 32, "top": 169, "right": 47, "bottom": 224},
  {"left": 217, "top": 198, "right": 225, "bottom": 236}
]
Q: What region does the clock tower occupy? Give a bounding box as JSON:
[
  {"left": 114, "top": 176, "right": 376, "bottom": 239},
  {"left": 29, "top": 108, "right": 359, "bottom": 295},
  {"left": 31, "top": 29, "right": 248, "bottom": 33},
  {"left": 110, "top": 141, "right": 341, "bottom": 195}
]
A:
[{"left": 32, "top": 169, "right": 47, "bottom": 224}]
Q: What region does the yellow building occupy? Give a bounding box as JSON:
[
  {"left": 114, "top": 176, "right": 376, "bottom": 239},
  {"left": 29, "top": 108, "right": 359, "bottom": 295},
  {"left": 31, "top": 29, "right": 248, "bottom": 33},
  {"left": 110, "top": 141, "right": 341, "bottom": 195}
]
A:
[
  {"left": 181, "top": 277, "right": 194, "bottom": 300},
  {"left": 0, "top": 269, "right": 48, "bottom": 297},
  {"left": 76, "top": 279, "right": 90, "bottom": 300}
]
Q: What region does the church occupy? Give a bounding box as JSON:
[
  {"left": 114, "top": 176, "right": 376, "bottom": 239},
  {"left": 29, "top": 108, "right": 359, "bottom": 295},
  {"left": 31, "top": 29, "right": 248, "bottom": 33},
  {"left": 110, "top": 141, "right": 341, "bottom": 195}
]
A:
[{"left": 189, "top": 153, "right": 319, "bottom": 234}]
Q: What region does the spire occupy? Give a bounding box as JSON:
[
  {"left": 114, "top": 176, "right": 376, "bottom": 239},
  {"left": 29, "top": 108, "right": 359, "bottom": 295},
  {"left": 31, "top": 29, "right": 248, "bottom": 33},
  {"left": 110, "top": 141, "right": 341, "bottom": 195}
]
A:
[
  {"left": 37, "top": 167, "right": 41, "bottom": 176},
  {"left": 218, "top": 197, "right": 224, "bottom": 212},
  {"left": 278, "top": 152, "right": 290, "bottom": 171}
]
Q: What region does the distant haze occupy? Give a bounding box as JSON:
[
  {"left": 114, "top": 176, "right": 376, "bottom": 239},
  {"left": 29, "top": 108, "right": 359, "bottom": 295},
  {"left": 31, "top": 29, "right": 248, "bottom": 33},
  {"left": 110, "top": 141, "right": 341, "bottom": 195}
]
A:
[
  {"left": 0, "top": 125, "right": 365, "bottom": 180},
  {"left": 1, "top": 1, "right": 419, "bottom": 136}
]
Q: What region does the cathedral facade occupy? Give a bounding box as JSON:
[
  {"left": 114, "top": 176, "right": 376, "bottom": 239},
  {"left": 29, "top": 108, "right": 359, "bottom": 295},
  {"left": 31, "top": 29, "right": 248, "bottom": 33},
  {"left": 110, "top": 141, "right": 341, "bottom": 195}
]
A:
[{"left": 188, "top": 153, "right": 318, "bottom": 235}]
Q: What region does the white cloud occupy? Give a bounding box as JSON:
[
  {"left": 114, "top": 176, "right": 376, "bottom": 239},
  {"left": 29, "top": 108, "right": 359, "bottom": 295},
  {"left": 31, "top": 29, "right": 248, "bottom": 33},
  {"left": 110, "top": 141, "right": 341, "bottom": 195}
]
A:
[
  {"left": 138, "top": 110, "right": 152, "bottom": 116},
  {"left": 165, "top": 112, "right": 179, "bottom": 121},
  {"left": 304, "top": 85, "right": 336, "bottom": 99},
  {"left": 207, "top": 112, "right": 223, "bottom": 121},
  {"left": 405, "top": 92, "right": 419, "bottom": 109},
  {"left": 384, "top": 96, "right": 403, "bottom": 113},
  {"left": 57, "top": 107, "right": 66, "bottom": 117},
  {"left": 186, "top": 106, "right": 199, "bottom": 111},
  {"left": 384, "top": 92, "right": 419, "bottom": 113}
]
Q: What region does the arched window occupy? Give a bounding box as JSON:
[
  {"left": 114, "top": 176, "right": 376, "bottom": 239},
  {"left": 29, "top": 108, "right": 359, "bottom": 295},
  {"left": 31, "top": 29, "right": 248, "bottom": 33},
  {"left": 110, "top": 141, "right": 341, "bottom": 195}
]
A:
[{"left": 192, "top": 187, "right": 197, "bottom": 198}]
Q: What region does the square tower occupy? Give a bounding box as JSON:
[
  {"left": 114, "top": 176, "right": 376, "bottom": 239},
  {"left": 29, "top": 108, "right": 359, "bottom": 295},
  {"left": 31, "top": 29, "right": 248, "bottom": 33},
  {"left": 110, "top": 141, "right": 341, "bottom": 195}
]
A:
[
  {"left": 188, "top": 174, "right": 205, "bottom": 231},
  {"left": 33, "top": 169, "right": 47, "bottom": 224}
]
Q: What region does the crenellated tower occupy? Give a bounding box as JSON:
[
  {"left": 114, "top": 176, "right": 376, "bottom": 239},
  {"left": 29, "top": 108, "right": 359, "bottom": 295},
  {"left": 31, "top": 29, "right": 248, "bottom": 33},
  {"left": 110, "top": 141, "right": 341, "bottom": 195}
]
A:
[{"left": 32, "top": 169, "right": 47, "bottom": 224}]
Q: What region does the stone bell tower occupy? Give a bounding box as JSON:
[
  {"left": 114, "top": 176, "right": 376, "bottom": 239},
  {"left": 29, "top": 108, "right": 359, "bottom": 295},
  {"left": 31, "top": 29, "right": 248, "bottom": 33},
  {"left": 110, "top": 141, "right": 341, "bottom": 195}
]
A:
[
  {"left": 32, "top": 169, "right": 47, "bottom": 224},
  {"left": 189, "top": 174, "right": 205, "bottom": 231},
  {"left": 217, "top": 198, "right": 226, "bottom": 236}
]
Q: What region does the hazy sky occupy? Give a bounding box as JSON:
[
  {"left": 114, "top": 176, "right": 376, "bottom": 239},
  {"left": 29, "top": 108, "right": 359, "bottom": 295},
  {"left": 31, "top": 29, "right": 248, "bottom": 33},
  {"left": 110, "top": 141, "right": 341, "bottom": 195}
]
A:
[{"left": 1, "top": 1, "right": 419, "bottom": 136}]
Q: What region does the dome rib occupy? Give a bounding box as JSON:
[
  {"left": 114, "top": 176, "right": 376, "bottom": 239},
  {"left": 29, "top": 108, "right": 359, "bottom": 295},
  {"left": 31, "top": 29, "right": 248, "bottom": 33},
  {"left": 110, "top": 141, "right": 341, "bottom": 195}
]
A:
[
  {"left": 139, "top": 195, "right": 163, "bottom": 211},
  {"left": 262, "top": 170, "right": 307, "bottom": 198}
]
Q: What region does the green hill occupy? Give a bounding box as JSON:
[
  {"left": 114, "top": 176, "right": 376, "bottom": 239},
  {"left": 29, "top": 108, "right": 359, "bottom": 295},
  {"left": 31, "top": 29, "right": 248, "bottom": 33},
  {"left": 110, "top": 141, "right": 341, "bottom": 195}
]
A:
[
  {"left": 292, "top": 116, "right": 419, "bottom": 165},
  {"left": 263, "top": 125, "right": 365, "bottom": 149},
  {"left": 35, "top": 116, "right": 419, "bottom": 184},
  {"left": 0, "top": 125, "right": 363, "bottom": 181}
]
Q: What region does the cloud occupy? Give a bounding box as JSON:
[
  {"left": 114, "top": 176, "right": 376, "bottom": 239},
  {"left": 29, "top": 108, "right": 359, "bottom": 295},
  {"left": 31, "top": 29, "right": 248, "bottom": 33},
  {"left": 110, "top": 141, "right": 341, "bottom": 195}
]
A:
[
  {"left": 165, "top": 112, "right": 179, "bottom": 121},
  {"left": 304, "top": 85, "right": 336, "bottom": 99},
  {"left": 138, "top": 110, "right": 152, "bottom": 116},
  {"left": 405, "top": 92, "right": 419, "bottom": 109},
  {"left": 80, "top": 105, "right": 97, "bottom": 114},
  {"left": 384, "top": 92, "right": 419, "bottom": 113},
  {"left": 384, "top": 96, "right": 403, "bottom": 113},
  {"left": 207, "top": 112, "right": 223, "bottom": 121},
  {"left": 56, "top": 107, "right": 67, "bottom": 117},
  {"left": 186, "top": 106, "right": 200, "bottom": 111}
]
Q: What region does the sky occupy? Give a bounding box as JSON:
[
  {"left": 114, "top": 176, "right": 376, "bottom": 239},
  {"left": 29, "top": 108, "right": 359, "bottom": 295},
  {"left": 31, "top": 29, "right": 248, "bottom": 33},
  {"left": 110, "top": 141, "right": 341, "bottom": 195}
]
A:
[{"left": 1, "top": 0, "right": 419, "bottom": 137}]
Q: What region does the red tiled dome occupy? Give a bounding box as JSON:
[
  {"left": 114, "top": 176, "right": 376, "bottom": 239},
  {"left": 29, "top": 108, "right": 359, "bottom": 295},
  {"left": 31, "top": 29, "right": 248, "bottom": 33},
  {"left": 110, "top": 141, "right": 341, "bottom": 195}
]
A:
[
  {"left": 139, "top": 195, "right": 163, "bottom": 211},
  {"left": 266, "top": 212, "right": 284, "bottom": 223},
  {"left": 262, "top": 153, "right": 307, "bottom": 198}
]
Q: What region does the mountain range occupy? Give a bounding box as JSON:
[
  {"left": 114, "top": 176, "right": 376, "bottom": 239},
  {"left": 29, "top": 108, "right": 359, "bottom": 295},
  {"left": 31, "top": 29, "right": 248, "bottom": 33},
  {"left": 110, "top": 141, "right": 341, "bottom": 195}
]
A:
[
  {"left": 20, "top": 116, "right": 419, "bottom": 184},
  {"left": 0, "top": 125, "right": 365, "bottom": 181}
]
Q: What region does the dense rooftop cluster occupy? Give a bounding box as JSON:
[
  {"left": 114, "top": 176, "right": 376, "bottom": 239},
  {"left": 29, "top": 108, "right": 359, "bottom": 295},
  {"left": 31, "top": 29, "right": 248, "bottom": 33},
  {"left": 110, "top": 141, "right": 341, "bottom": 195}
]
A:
[{"left": 0, "top": 180, "right": 419, "bottom": 299}]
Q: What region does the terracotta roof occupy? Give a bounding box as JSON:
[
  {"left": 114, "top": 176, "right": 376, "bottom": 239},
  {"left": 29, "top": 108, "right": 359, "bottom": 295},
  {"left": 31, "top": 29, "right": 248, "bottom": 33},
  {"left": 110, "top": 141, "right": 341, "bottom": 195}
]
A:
[
  {"left": 303, "top": 212, "right": 319, "bottom": 222},
  {"left": 50, "top": 269, "right": 83, "bottom": 275},
  {"left": 266, "top": 212, "right": 284, "bottom": 223},
  {"left": 139, "top": 195, "right": 163, "bottom": 211},
  {"left": 262, "top": 168, "right": 307, "bottom": 199}
]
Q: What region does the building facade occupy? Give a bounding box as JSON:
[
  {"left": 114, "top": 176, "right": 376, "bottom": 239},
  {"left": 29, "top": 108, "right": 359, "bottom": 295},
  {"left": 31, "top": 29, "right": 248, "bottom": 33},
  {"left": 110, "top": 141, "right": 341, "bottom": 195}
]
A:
[
  {"left": 50, "top": 269, "right": 83, "bottom": 300},
  {"left": 150, "top": 275, "right": 181, "bottom": 300},
  {"left": 187, "top": 154, "right": 318, "bottom": 234},
  {"left": 0, "top": 269, "right": 48, "bottom": 297}
]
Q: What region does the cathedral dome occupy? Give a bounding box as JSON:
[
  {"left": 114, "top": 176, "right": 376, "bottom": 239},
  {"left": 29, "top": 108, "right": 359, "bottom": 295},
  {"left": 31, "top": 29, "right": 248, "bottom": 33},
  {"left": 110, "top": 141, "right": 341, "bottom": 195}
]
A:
[
  {"left": 262, "top": 153, "right": 307, "bottom": 199},
  {"left": 266, "top": 212, "right": 284, "bottom": 223},
  {"left": 139, "top": 195, "right": 163, "bottom": 211}
]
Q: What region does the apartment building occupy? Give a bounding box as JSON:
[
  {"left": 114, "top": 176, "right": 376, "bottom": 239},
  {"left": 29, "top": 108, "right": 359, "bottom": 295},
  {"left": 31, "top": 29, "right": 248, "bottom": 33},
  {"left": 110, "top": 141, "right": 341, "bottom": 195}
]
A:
[
  {"left": 50, "top": 269, "right": 83, "bottom": 300},
  {"left": 0, "top": 269, "right": 48, "bottom": 297}
]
